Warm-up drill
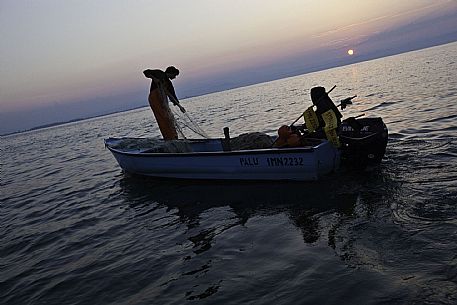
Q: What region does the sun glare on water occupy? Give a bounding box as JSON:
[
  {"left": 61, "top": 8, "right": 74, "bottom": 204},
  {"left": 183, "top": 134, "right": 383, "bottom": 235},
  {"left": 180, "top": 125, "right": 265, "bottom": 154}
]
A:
[{"left": 347, "top": 49, "right": 354, "bottom": 55}]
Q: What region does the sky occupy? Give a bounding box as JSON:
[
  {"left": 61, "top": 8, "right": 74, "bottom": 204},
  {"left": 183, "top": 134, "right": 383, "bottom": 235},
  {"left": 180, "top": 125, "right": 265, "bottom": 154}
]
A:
[{"left": 1, "top": 0, "right": 456, "bottom": 135}]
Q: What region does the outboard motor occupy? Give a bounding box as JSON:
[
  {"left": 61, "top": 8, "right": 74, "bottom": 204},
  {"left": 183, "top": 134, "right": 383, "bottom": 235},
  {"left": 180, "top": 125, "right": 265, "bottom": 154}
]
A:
[{"left": 339, "top": 117, "right": 388, "bottom": 167}]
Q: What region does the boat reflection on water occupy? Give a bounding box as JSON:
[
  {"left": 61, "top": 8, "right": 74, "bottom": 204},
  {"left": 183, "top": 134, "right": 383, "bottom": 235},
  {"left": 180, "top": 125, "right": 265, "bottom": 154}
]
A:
[
  {"left": 116, "top": 169, "right": 392, "bottom": 247},
  {"left": 115, "top": 168, "right": 399, "bottom": 302}
]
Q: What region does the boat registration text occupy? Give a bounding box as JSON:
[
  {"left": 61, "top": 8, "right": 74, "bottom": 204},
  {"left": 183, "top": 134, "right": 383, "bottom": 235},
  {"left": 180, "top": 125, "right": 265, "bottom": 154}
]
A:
[{"left": 239, "top": 157, "right": 304, "bottom": 167}]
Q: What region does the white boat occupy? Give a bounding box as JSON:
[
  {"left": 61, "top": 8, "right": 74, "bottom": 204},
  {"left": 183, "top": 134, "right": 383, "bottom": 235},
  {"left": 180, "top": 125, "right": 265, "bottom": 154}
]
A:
[
  {"left": 105, "top": 86, "right": 389, "bottom": 181},
  {"left": 104, "top": 137, "right": 341, "bottom": 181}
]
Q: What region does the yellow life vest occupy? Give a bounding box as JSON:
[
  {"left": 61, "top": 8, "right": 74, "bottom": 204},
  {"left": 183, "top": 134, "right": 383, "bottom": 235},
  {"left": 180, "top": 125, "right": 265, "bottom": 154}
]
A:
[
  {"left": 303, "top": 106, "right": 319, "bottom": 132},
  {"left": 322, "top": 109, "right": 340, "bottom": 147}
]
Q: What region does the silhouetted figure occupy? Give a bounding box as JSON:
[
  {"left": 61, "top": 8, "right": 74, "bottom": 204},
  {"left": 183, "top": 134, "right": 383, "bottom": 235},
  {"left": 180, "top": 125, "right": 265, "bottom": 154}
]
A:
[
  {"left": 143, "top": 66, "right": 181, "bottom": 140},
  {"left": 310, "top": 86, "right": 343, "bottom": 127}
]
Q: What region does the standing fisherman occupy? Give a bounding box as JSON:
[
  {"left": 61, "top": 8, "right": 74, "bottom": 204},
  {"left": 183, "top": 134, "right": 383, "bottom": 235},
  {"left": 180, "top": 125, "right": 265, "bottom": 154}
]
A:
[{"left": 143, "top": 66, "right": 185, "bottom": 140}]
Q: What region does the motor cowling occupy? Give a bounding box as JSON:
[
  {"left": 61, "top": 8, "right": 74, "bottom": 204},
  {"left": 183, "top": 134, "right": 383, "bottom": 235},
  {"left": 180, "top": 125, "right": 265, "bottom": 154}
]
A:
[{"left": 339, "top": 117, "right": 388, "bottom": 167}]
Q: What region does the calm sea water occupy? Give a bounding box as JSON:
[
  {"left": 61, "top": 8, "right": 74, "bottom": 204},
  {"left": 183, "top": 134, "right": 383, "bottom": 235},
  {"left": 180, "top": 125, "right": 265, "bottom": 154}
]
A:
[{"left": 2, "top": 42, "right": 457, "bottom": 305}]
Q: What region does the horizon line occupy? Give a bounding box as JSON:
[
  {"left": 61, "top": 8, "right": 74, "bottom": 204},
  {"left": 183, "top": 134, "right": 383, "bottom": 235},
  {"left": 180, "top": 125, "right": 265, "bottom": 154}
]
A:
[{"left": 1, "top": 40, "right": 455, "bottom": 138}]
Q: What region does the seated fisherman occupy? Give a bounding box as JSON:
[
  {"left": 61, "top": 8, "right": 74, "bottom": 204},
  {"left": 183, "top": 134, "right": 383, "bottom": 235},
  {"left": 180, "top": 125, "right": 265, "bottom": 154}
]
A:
[{"left": 310, "top": 86, "right": 343, "bottom": 128}]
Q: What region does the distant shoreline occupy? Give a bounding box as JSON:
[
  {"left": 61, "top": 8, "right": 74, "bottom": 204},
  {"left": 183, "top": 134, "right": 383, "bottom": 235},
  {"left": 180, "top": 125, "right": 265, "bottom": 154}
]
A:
[{"left": 0, "top": 105, "right": 147, "bottom": 137}]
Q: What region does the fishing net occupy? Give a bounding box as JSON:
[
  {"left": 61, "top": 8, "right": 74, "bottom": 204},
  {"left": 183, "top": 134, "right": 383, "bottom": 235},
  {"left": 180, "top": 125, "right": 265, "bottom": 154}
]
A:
[
  {"left": 154, "top": 81, "right": 210, "bottom": 139},
  {"left": 230, "top": 132, "right": 274, "bottom": 150},
  {"left": 171, "top": 106, "right": 210, "bottom": 139},
  {"left": 110, "top": 138, "right": 192, "bottom": 153}
]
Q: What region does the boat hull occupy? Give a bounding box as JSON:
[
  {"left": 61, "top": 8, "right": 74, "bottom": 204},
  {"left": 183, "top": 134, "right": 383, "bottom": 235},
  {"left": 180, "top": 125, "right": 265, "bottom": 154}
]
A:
[{"left": 105, "top": 138, "right": 340, "bottom": 181}]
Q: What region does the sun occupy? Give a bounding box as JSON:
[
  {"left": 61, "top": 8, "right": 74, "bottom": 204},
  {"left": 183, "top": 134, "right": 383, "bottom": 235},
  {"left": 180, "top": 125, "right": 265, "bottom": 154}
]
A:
[{"left": 347, "top": 49, "right": 354, "bottom": 56}]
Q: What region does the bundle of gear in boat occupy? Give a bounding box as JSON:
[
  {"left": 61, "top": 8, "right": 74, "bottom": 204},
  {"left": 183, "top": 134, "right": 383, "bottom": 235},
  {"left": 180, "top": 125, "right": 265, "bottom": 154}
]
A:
[{"left": 134, "top": 83, "right": 387, "bottom": 167}]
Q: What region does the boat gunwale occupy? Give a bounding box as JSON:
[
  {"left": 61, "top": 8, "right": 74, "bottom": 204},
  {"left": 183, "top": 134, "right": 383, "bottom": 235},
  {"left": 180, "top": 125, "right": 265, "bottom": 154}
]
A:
[{"left": 104, "top": 140, "right": 322, "bottom": 158}]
